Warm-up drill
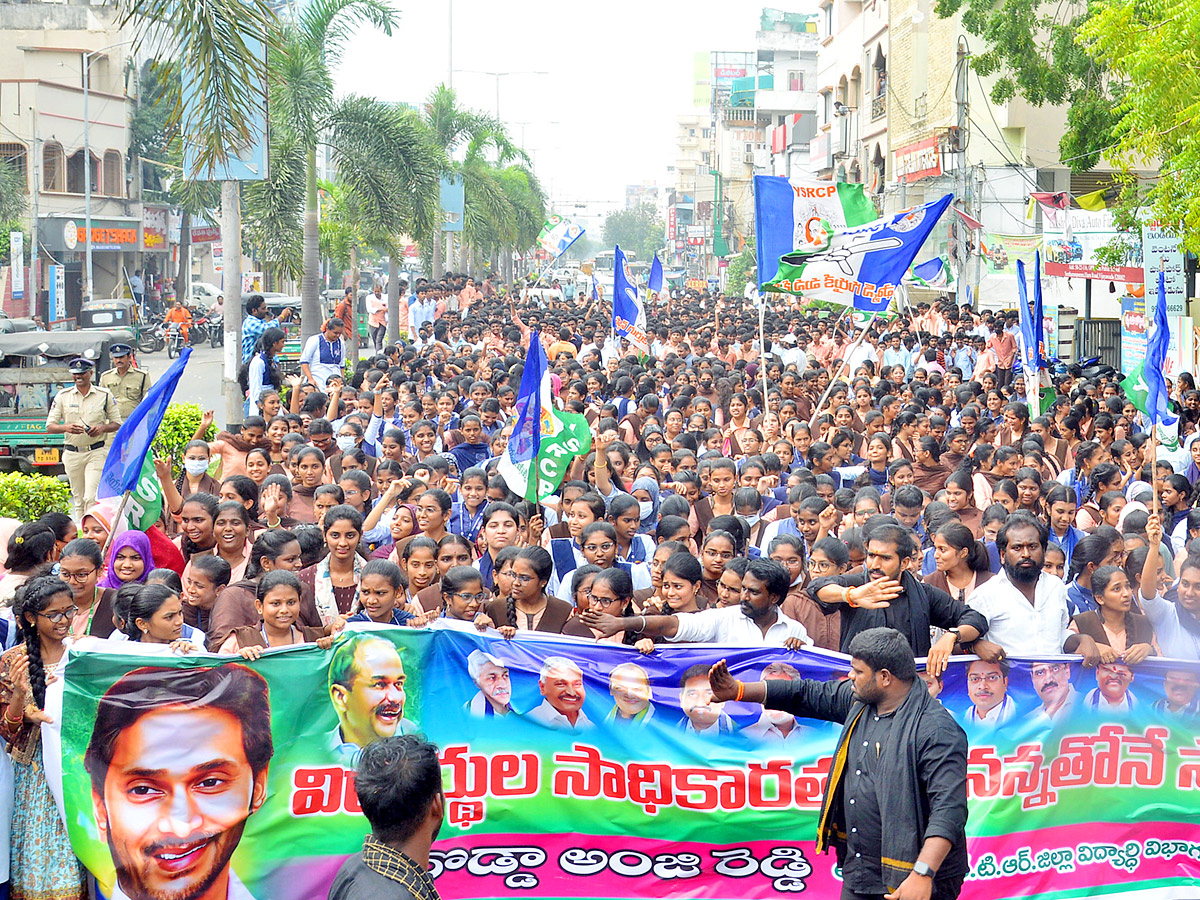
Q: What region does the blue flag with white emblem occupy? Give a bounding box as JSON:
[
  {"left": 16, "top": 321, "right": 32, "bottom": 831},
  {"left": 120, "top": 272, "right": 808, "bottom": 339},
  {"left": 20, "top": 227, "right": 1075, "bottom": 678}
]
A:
[
  {"left": 763, "top": 194, "right": 953, "bottom": 312},
  {"left": 1144, "top": 273, "right": 1179, "bottom": 427},
  {"left": 612, "top": 245, "right": 649, "bottom": 353}
]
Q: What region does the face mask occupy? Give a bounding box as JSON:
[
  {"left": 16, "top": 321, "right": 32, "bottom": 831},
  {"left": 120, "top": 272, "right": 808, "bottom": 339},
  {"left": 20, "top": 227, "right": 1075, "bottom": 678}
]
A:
[
  {"left": 638, "top": 501, "right": 654, "bottom": 520},
  {"left": 336, "top": 436, "right": 356, "bottom": 452},
  {"left": 184, "top": 459, "right": 210, "bottom": 477},
  {"left": 740, "top": 513, "right": 761, "bottom": 529}
]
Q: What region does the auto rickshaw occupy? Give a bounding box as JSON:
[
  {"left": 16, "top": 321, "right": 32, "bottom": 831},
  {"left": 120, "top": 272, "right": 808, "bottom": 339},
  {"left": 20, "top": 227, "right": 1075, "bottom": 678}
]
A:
[{"left": 79, "top": 297, "right": 160, "bottom": 353}]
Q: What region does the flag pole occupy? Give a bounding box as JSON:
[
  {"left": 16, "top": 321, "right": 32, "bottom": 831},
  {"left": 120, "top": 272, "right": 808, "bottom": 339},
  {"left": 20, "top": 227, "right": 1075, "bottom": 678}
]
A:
[
  {"left": 808, "top": 303, "right": 884, "bottom": 429},
  {"left": 758, "top": 297, "right": 769, "bottom": 410},
  {"left": 99, "top": 490, "right": 133, "bottom": 560}
]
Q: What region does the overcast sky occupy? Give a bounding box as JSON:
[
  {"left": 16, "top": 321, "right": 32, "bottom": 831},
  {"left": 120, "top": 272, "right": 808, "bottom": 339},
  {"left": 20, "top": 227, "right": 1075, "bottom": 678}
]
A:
[{"left": 333, "top": 0, "right": 809, "bottom": 227}]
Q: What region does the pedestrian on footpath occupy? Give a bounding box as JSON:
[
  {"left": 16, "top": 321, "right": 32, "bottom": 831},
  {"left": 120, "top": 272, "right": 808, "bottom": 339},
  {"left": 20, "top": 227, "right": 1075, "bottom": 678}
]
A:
[{"left": 709, "top": 627, "right": 969, "bottom": 900}]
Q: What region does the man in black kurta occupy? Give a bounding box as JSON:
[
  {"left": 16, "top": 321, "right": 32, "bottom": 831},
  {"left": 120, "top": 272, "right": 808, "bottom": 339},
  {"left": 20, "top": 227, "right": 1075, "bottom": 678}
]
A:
[{"left": 709, "top": 627, "right": 969, "bottom": 900}]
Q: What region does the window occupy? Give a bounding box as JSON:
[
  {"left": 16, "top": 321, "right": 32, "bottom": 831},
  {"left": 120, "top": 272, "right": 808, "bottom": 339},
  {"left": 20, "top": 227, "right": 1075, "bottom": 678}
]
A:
[
  {"left": 0, "top": 143, "right": 27, "bottom": 192},
  {"left": 103, "top": 150, "right": 123, "bottom": 196},
  {"left": 43, "top": 142, "right": 65, "bottom": 192},
  {"left": 67, "top": 149, "right": 99, "bottom": 194},
  {"left": 822, "top": 4, "right": 833, "bottom": 37},
  {"left": 789, "top": 71, "right": 803, "bottom": 91}
]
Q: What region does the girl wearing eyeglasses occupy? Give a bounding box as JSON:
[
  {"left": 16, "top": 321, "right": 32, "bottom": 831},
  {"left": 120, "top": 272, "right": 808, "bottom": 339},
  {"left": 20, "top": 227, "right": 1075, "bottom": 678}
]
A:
[
  {"left": 1, "top": 575, "right": 88, "bottom": 900},
  {"left": 438, "top": 566, "right": 494, "bottom": 629},
  {"left": 58, "top": 538, "right": 115, "bottom": 639},
  {"left": 485, "top": 546, "right": 571, "bottom": 639}
]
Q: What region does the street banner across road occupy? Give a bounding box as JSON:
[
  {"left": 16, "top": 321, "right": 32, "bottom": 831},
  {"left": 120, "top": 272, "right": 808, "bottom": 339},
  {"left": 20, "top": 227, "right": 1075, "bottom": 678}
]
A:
[{"left": 47, "top": 625, "right": 1200, "bottom": 900}]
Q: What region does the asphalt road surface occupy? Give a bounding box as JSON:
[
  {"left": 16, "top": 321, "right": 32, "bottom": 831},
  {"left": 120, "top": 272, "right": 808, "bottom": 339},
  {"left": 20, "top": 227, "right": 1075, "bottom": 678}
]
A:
[{"left": 140, "top": 341, "right": 229, "bottom": 422}]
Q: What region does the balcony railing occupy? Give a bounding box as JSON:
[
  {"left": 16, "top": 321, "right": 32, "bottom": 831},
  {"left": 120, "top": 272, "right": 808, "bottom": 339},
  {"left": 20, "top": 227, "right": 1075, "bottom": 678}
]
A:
[{"left": 871, "top": 94, "right": 886, "bottom": 121}]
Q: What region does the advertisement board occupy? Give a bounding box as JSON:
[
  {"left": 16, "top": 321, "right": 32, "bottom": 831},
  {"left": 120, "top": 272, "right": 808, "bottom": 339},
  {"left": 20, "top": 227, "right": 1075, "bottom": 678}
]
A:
[{"left": 1042, "top": 209, "right": 1142, "bottom": 282}]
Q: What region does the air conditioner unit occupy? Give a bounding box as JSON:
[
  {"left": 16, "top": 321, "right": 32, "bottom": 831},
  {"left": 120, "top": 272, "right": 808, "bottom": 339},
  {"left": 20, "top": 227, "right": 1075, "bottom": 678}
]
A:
[
  {"left": 831, "top": 118, "right": 848, "bottom": 158},
  {"left": 743, "top": 152, "right": 756, "bottom": 165}
]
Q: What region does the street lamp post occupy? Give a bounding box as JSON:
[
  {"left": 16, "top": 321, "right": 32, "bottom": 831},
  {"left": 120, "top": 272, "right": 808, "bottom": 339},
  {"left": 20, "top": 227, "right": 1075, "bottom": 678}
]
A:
[
  {"left": 453, "top": 70, "right": 549, "bottom": 119},
  {"left": 83, "top": 40, "right": 133, "bottom": 302}
]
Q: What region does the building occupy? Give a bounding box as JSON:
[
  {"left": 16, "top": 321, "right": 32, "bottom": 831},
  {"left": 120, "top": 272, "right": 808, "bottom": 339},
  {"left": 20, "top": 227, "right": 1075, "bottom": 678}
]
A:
[{"left": 0, "top": 0, "right": 149, "bottom": 319}]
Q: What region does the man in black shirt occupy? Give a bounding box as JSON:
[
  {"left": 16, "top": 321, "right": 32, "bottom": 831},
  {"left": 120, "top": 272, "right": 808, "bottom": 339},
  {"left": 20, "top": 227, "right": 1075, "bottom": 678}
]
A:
[
  {"left": 806, "top": 522, "right": 989, "bottom": 676},
  {"left": 709, "top": 627, "right": 969, "bottom": 900},
  {"left": 329, "top": 736, "right": 443, "bottom": 900}
]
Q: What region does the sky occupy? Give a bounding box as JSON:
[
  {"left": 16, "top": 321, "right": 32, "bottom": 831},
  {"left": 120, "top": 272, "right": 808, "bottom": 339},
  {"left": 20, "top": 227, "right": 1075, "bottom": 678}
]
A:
[{"left": 333, "top": 0, "right": 810, "bottom": 228}]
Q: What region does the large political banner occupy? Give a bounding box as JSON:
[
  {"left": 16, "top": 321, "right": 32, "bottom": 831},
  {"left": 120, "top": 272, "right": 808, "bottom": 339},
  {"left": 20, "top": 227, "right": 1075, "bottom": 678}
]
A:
[{"left": 49, "top": 626, "right": 1200, "bottom": 900}]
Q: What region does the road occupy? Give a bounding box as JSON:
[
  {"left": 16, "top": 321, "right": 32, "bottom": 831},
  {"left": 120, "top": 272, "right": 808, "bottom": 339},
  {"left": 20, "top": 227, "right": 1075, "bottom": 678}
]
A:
[{"left": 140, "top": 341, "right": 229, "bottom": 422}]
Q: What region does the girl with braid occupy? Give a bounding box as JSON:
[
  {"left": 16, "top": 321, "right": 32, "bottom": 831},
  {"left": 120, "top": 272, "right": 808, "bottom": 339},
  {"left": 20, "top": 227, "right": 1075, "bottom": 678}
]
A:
[
  {"left": 483, "top": 546, "right": 571, "bottom": 637},
  {"left": 0, "top": 576, "right": 87, "bottom": 899}
]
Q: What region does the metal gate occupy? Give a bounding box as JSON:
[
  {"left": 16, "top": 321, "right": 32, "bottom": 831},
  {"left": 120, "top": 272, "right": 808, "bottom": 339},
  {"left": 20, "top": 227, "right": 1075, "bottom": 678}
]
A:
[{"left": 1078, "top": 318, "right": 1122, "bottom": 371}]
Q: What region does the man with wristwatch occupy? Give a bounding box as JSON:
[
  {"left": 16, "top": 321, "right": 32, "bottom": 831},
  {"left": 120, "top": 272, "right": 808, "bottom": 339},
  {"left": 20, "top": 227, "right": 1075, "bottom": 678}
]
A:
[{"left": 709, "top": 627, "right": 970, "bottom": 900}]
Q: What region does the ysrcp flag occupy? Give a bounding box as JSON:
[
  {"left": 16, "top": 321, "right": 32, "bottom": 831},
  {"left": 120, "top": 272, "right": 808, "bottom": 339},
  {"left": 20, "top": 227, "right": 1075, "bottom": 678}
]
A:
[
  {"left": 909, "top": 256, "right": 953, "bottom": 288},
  {"left": 648, "top": 254, "right": 664, "bottom": 294},
  {"left": 537, "top": 215, "right": 585, "bottom": 259},
  {"left": 498, "top": 332, "right": 592, "bottom": 502},
  {"left": 763, "top": 194, "right": 953, "bottom": 313},
  {"left": 755, "top": 175, "right": 876, "bottom": 288},
  {"left": 612, "top": 244, "right": 650, "bottom": 353}
]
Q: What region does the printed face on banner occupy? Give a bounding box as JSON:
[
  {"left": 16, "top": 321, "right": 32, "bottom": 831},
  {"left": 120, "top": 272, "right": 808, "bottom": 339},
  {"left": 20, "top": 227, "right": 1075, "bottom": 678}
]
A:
[
  {"left": 84, "top": 665, "right": 271, "bottom": 900},
  {"left": 329, "top": 635, "right": 413, "bottom": 753}
]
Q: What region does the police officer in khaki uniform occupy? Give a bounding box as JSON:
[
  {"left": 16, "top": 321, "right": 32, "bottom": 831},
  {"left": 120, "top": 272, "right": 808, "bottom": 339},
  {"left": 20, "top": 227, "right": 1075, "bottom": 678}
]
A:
[
  {"left": 99, "top": 343, "right": 151, "bottom": 420},
  {"left": 46, "top": 357, "right": 123, "bottom": 519}
]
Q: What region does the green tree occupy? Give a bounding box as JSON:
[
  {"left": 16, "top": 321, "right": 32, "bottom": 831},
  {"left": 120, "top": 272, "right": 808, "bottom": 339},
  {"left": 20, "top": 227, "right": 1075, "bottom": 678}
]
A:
[
  {"left": 603, "top": 203, "right": 663, "bottom": 263},
  {"left": 0, "top": 157, "right": 27, "bottom": 223},
  {"left": 1080, "top": 0, "right": 1200, "bottom": 249},
  {"left": 933, "top": 0, "right": 1120, "bottom": 172}
]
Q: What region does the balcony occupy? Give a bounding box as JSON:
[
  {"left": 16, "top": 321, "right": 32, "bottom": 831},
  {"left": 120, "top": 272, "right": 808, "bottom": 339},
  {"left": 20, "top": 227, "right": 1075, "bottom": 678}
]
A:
[{"left": 871, "top": 94, "right": 886, "bottom": 121}]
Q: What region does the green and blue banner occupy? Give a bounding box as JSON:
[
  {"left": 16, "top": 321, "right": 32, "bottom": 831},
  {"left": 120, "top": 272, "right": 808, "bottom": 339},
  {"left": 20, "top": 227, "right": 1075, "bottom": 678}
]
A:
[{"left": 49, "top": 626, "right": 1200, "bottom": 900}]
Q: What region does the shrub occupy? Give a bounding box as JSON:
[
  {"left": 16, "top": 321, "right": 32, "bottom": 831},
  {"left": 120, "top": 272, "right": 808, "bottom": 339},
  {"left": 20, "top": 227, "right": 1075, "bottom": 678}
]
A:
[
  {"left": 151, "top": 403, "right": 217, "bottom": 479},
  {"left": 0, "top": 472, "right": 71, "bottom": 520}
]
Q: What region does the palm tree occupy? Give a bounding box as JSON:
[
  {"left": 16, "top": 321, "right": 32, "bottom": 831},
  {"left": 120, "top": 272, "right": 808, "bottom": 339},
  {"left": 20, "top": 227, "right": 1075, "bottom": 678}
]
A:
[
  {"left": 267, "top": 0, "right": 408, "bottom": 343},
  {"left": 420, "top": 85, "right": 515, "bottom": 279}
]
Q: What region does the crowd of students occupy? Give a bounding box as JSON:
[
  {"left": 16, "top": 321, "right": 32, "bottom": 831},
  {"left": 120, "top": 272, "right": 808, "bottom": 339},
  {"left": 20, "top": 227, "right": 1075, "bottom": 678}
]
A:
[{"left": 0, "top": 283, "right": 1197, "bottom": 899}]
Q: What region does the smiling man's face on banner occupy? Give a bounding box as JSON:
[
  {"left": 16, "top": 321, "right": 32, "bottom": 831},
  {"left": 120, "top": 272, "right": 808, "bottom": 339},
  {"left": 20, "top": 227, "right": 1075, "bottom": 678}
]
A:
[{"left": 94, "top": 706, "right": 268, "bottom": 900}]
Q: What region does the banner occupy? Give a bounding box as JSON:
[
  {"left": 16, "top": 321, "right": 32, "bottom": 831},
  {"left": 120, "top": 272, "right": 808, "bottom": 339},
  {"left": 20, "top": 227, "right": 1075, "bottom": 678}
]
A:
[
  {"left": 1042, "top": 209, "right": 1142, "bottom": 283},
  {"left": 763, "top": 195, "right": 953, "bottom": 313},
  {"left": 9, "top": 231, "right": 23, "bottom": 300},
  {"left": 52, "top": 627, "right": 1200, "bottom": 900},
  {"left": 1142, "top": 225, "right": 1185, "bottom": 316},
  {"left": 980, "top": 233, "right": 1043, "bottom": 276}
]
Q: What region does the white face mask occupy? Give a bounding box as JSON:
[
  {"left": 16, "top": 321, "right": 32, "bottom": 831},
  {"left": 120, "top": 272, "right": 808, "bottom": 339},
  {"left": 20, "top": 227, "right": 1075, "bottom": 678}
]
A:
[
  {"left": 183, "top": 458, "right": 210, "bottom": 477},
  {"left": 740, "top": 513, "right": 761, "bottom": 529},
  {"left": 336, "top": 435, "right": 356, "bottom": 452},
  {"left": 638, "top": 501, "right": 654, "bottom": 520}
]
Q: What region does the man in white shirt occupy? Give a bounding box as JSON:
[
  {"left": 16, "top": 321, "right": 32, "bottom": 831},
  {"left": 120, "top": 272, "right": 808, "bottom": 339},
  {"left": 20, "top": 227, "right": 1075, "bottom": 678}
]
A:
[
  {"left": 967, "top": 515, "right": 1102, "bottom": 665},
  {"left": 961, "top": 659, "right": 1015, "bottom": 728},
  {"left": 743, "top": 662, "right": 811, "bottom": 742},
  {"left": 1083, "top": 662, "right": 1139, "bottom": 713},
  {"left": 299, "top": 317, "right": 346, "bottom": 389},
  {"left": 527, "top": 656, "right": 593, "bottom": 730},
  {"left": 582, "top": 558, "right": 811, "bottom": 648},
  {"left": 1029, "top": 660, "right": 1078, "bottom": 724}
]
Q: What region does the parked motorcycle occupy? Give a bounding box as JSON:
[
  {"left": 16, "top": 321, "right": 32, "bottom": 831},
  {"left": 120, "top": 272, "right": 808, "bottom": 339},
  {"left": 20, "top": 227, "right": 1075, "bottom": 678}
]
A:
[{"left": 190, "top": 310, "right": 211, "bottom": 347}]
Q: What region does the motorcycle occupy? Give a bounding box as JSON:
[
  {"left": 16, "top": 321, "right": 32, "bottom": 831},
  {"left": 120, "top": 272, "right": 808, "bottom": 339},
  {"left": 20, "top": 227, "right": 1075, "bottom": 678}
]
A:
[
  {"left": 207, "top": 310, "right": 225, "bottom": 348},
  {"left": 189, "top": 309, "right": 211, "bottom": 347},
  {"left": 166, "top": 322, "right": 185, "bottom": 359}
]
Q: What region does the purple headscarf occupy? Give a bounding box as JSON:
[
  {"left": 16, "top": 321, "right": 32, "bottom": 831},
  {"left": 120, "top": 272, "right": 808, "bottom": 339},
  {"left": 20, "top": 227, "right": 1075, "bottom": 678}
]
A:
[{"left": 99, "top": 530, "right": 154, "bottom": 589}]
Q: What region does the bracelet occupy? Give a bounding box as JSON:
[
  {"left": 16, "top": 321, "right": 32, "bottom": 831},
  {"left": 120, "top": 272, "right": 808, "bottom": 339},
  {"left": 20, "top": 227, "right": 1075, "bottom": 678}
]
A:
[
  {"left": 735, "top": 681, "right": 746, "bottom": 703},
  {"left": 634, "top": 616, "right": 647, "bottom": 634},
  {"left": 3, "top": 707, "right": 22, "bottom": 726},
  {"left": 844, "top": 586, "right": 859, "bottom": 608}
]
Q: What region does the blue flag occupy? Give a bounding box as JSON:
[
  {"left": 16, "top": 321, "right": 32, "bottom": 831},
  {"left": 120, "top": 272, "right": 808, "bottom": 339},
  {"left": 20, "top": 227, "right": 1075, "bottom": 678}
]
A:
[
  {"left": 612, "top": 245, "right": 649, "bottom": 353},
  {"left": 591, "top": 274, "right": 600, "bottom": 303},
  {"left": 1145, "top": 273, "right": 1179, "bottom": 427},
  {"left": 648, "top": 254, "right": 664, "bottom": 294},
  {"left": 763, "top": 194, "right": 953, "bottom": 313},
  {"left": 97, "top": 348, "right": 192, "bottom": 499},
  {"left": 1015, "top": 258, "right": 1042, "bottom": 412}
]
